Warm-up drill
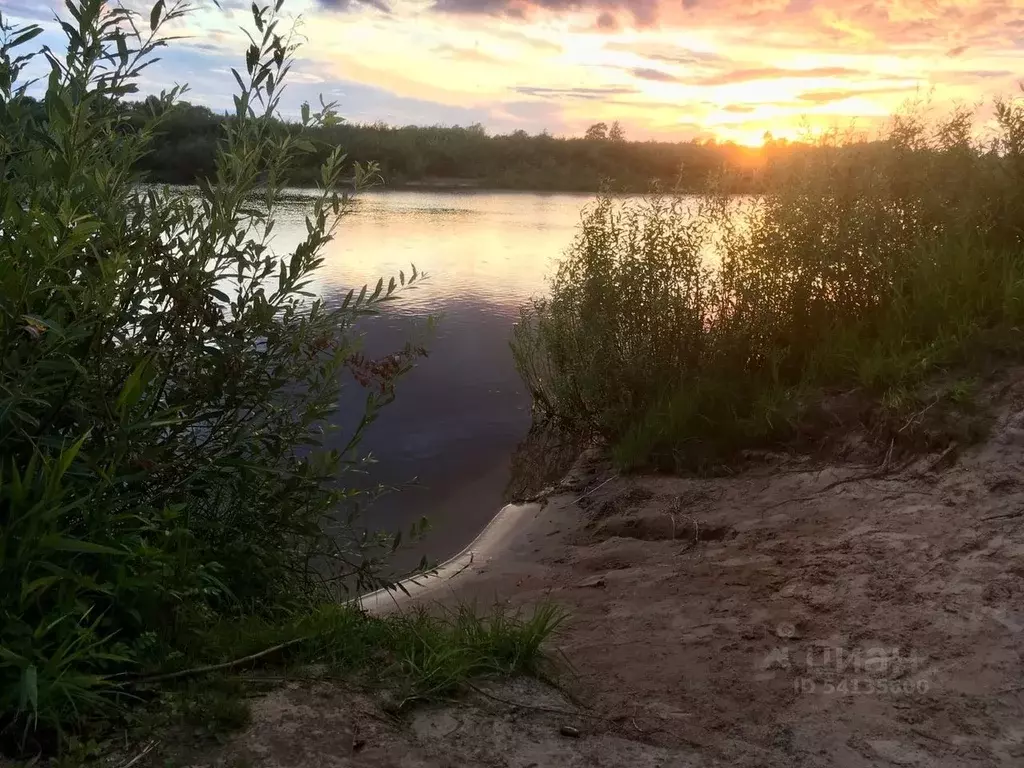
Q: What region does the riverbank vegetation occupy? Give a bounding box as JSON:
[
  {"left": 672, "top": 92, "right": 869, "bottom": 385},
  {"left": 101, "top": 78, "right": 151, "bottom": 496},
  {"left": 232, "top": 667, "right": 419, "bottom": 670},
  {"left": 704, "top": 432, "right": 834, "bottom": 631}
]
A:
[
  {"left": 100, "top": 100, "right": 763, "bottom": 192},
  {"left": 513, "top": 102, "right": 1024, "bottom": 470},
  {"left": 0, "top": 1, "right": 558, "bottom": 758}
]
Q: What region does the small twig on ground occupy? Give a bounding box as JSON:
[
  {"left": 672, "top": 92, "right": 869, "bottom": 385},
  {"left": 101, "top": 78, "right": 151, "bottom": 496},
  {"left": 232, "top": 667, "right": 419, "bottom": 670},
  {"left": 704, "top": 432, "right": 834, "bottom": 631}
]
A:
[
  {"left": 626, "top": 704, "right": 662, "bottom": 737},
  {"left": 117, "top": 741, "right": 155, "bottom": 768},
  {"left": 469, "top": 683, "right": 682, "bottom": 743},
  {"left": 922, "top": 444, "right": 957, "bottom": 475},
  {"left": 465, "top": 681, "right": 608, "bottom": 721},
  {"left": 672, "top": 497, "right": 702, "bottom": 551},
  {"left": 447, "top": 552, "right": 475, "bottom": 580},
  {"left": 229, "top": 674, "right": 334, "bottom": 684},
  {"left": 983, "top": 509, "right": 1024, "bottom": 522},
  {"left": 135, "top": 636, "right": 311, "bottom": 683},
  {"left": 909, "top": 726, "right": 947, "bottom": 744},
  {"left": 440, "top": 716, "right": 464, "bottom": 738},
  {"left": 682, "top": 516, "right": 702, "bottom": 560},
  {"left": 900, "top": 398, "right": 938, "bottom": 433},
  {"left": 761, "top": 443, "right": 917, "bottom": 513},
  {"left": 877, "top": 491, "right": 935, "bottom": 503},
  {"left": 913, "top": 558, "right": 948, "bottom": 586},
  {"left": 571, "top": 474, "right": 619, "bottom": 506},
  {"left": 883, "top": 438, "right": 895, "bottom": 469},
  {"left": 524, "top": 487, "right": 555, "bottom": 503}
]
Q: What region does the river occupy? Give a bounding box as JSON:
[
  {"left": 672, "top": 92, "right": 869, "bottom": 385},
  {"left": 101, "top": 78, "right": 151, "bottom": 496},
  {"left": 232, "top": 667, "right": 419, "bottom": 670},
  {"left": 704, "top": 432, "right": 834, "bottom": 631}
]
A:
[{"left": 270, "top": 189, "right": 594, "bottom": 572}]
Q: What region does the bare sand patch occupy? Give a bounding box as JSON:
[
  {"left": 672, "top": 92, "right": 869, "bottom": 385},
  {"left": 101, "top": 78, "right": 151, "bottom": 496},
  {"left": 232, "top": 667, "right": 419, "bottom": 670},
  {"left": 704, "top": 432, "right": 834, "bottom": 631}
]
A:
[{"left": 205, "top": 397, "right": 1024, "bottom": 767}]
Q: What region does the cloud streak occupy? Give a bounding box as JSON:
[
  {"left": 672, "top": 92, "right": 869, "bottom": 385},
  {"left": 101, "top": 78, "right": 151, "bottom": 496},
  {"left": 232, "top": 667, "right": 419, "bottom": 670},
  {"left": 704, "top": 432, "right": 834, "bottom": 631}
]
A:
[
  {"left": 690, "top": 66, "right": 868, "bottom": 87},
  {"left": 514, "top": 85, "right": 640, "bottom": 100},
  {"left": 316, "top": 0, "right": 391, "bottom": 12},
  {"left": 797, "top": 86, "right": 918, "bottom": 104},
  {"left": 431, "top": 0, "right": 659, "bottom": 26},
  {"left": 631, "top": 67, "right": 680, "bottom": 82},
  {"left": 434, "top": 44, "right": 504, "bottom": 64},
  {"left": 0, "top": 0, "right": 60, "bottom": 22}
]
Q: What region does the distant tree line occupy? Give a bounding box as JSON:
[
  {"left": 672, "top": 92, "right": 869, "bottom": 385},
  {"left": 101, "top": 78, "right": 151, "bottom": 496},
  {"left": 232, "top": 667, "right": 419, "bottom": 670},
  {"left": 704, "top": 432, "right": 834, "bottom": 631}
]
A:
[{"left": 105, "top": 100, "right": 767, "bottom": 192}]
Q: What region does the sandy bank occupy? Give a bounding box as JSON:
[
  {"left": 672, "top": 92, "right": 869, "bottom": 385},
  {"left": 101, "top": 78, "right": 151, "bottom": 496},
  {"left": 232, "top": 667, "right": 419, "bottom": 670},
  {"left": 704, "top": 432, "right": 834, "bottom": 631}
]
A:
[{"left": 215, "top": 388, "right": 1024, "bottom": 767}]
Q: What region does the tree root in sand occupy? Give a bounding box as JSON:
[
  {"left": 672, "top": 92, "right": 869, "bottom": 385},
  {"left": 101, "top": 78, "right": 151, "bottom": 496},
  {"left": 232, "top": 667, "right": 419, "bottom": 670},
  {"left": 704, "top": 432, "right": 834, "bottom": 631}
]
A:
[{"left": 759, "top": 441, "right": 956, "bottom": 514}]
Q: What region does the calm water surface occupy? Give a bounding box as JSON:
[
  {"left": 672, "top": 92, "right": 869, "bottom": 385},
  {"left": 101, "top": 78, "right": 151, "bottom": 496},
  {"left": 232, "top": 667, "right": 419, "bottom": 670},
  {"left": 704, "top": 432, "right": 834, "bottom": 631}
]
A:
[{"left": 272, "top": 190, "right": 593, "bottom": 568}]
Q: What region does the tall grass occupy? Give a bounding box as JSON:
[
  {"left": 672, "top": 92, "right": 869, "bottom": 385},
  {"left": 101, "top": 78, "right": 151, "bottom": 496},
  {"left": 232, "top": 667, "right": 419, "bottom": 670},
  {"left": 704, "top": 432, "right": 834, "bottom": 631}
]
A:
[
  {"left": 514, "top": 101, "right": 1024, "bottom": 470},
  {"left": 171, "top": 600, "right": 567, "bottom": 708}
]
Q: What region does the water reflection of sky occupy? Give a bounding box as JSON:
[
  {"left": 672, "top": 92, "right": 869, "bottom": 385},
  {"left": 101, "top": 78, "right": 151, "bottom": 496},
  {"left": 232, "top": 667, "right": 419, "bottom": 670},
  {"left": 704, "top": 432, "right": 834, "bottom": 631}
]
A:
[
  {"left": 270, "top": 190, "right": 592, "bottom": 569},
  {"left": 276, "top": 188, "right": 592, "bottom": 315}
]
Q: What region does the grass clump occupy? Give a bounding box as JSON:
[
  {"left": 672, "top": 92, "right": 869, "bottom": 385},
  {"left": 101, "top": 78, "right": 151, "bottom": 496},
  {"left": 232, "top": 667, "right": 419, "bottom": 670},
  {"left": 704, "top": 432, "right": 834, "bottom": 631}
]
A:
[
  {"left": 514, "top": 103, "right": 1024, "bottom": 470},
  {"left": 122, "top": 601, "right": 566, "bottom": 754},
  {"left": 185, "top": 600, "right": 565, "bottom": 697}
]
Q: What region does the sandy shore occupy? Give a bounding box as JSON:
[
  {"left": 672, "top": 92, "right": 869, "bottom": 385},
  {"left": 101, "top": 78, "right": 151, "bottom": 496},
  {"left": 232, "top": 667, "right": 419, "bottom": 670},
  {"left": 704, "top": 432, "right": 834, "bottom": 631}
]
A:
[{"left": 215, "top": 386, "right": 1024, "bottom": 767}]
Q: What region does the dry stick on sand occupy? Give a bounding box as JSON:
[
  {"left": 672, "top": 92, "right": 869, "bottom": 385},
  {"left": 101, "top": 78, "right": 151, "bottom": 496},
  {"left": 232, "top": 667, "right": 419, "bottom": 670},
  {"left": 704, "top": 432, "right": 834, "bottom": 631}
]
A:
[
  {"left": 983, "top": 509, "right": 1024, "bottom": 522},
  {"left": 899, "top": 397, "right": 939, "bottom": 433},
  {"left": 117, "top": 741, "right": 155, "bottom": 768},
  {"left": 761, "top": 439, "right": 925, "bottom": 513},
  {"left": 466, "top": 682, "right": 695, "bottom": 744},
  {"left": 466, "top": 681, "right": 602, "bottom": 721},
  {"left": 923, "top": 443, "right": 957, "bottom": 474},
  {"left": 571, "top": 474, "right": 620, "bottom": 505},
  {"left": 447, "top": 552, "right": 476, "bottom": 580},
  {"left": 670, "top": 497, "right": 701, "bottom": 547},
  {"left": 135, "top": 636, "right": 312, "bottom": 684},
  {"left": 523, "top": 470, "right": 619, "bottom": 506}
]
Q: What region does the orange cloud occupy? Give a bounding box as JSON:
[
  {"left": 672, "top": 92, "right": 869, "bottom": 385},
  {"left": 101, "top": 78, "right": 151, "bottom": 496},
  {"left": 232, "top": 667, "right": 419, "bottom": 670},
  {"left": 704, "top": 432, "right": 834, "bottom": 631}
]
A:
[
  {"left": 797, "top": 86, "right": 919, "bottom": 104},
  {"left": 690, "top": 66, "right": 868, "bottom": 87}
]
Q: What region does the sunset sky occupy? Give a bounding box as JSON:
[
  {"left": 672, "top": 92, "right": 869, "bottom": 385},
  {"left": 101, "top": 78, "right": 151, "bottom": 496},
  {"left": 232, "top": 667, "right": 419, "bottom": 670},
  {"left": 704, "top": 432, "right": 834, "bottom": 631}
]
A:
[{"left": 3, "top": 0, "right": 1023, "bottom": 143}]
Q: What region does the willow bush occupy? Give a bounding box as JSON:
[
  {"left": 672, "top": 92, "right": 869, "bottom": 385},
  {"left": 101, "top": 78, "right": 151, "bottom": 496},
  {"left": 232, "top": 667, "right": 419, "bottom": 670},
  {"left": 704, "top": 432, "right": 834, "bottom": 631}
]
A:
[
  {"left": 0, "top": 0, "right": 422, "bottom": 742},
  {"left": 514, "top": 101, "right": 1024, "bottom": 470}
]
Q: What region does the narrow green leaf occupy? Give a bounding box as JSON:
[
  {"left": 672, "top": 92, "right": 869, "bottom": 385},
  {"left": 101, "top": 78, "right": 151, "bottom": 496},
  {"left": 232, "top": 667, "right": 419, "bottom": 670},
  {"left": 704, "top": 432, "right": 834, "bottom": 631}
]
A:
[
  {"left": 21, "top": 576, "right": 60, "bottom": 602},
  {"left": 245, "top": 44, "right": 259, "bottom": 75},
  {"left": 9, "top": 26, "right": 43, "bottom": 48},
  {"left": 41, "top": 536, "right": 122, "bottom": 555},
  {"left": 57, "top": 432, "right": 89, "bottom": 477},
  {"left": 59, "top": 22, "right": 80, "bottom": 48},
  {"left": 0, "top": 647, "right": 28, "bottom": 664},
  {"left": 116, "top": 358, "right": 151, "bottom": 416},
  {"left": 370, "top": 277, "right": 383, "bottom": 301},
  {"left": 20, "top": 666, "right": 38, "bottom": 713},
  {"left": 150, "top": 0, "right": 165, "bottom": 31}
]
